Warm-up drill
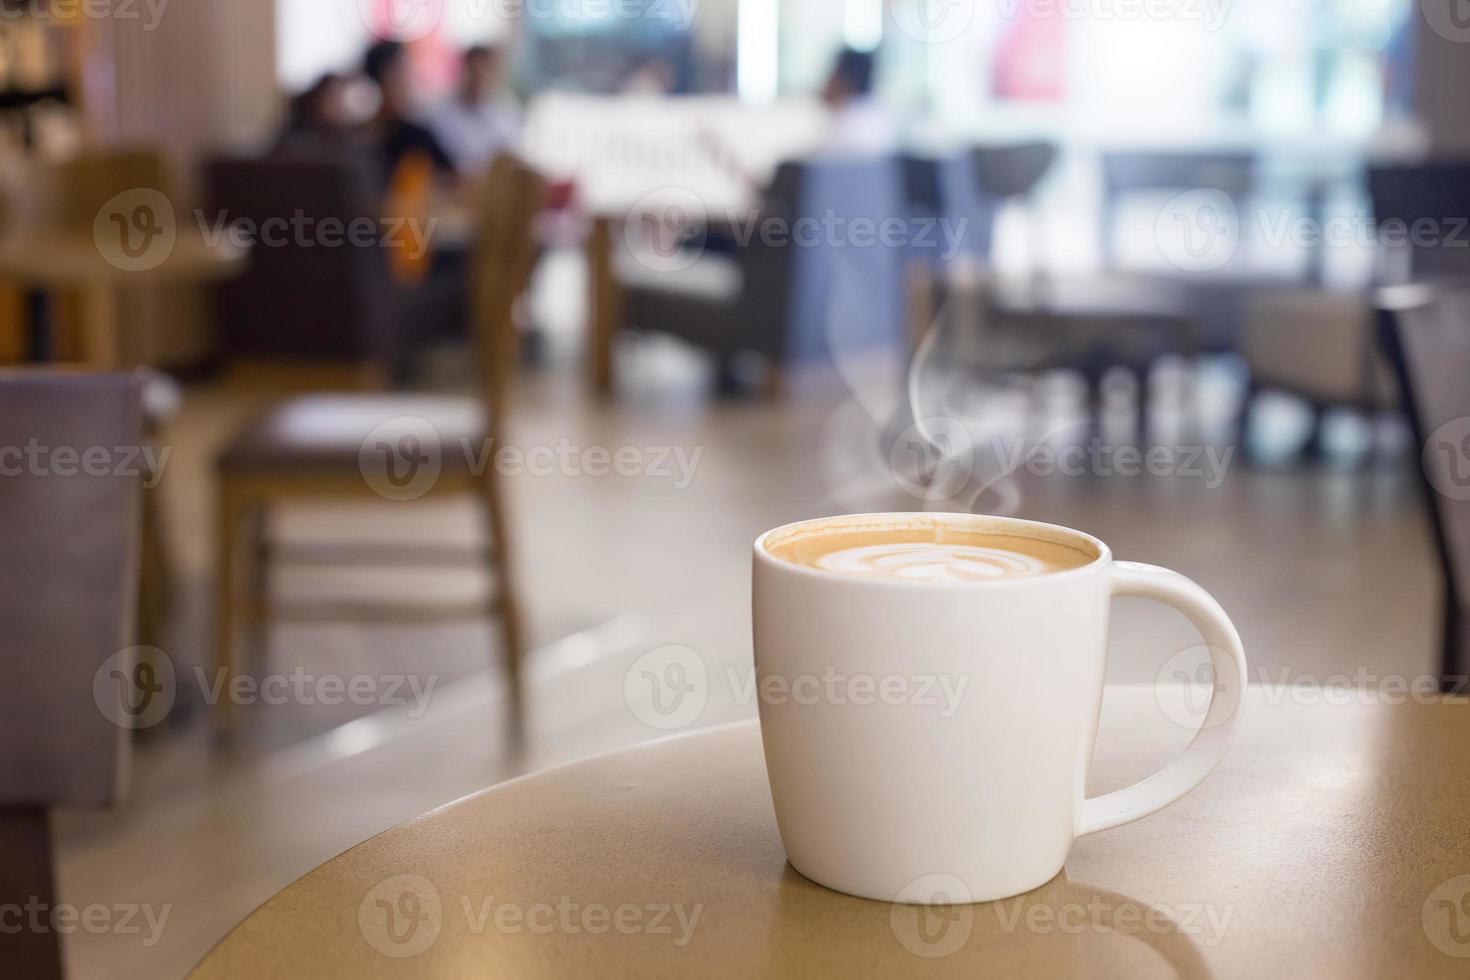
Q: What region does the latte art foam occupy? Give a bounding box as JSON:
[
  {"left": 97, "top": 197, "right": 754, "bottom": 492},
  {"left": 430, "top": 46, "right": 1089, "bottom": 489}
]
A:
[
  {"left": 765, "top": 523, "right": 1095, "bottom": 582},
  {"left": 817, "top": 543, "right": 1055, "bottom": 582}
]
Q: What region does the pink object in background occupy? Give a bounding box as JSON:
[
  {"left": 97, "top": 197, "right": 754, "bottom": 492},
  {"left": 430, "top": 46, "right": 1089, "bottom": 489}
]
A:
[{"left": 992, "top": 6, "right": 1067, "bottom": 102}]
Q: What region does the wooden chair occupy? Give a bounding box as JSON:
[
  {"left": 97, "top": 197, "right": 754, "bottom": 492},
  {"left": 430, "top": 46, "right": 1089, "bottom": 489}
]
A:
[
  {"left": 0, "top": 371, "right": 143, "bottom": 980},
  {"left": 1378, "top": 283, "right": 1470, "bottom": 686},
  {"left": 214, "top": 156, "right": 544, "bottom": 742}
]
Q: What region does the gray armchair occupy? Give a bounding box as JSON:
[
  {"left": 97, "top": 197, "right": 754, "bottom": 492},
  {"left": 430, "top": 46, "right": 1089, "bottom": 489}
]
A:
[
  {"left": 0, "top": 371, "right": 143, "bottom": 978},
  {"left": 617, "top": 157, "right": 911, "bottom": 391}
]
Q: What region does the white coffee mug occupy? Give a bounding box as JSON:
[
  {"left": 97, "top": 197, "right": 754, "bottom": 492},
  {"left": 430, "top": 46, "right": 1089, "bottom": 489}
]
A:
[{"left": 752, "top": 513, "right": 1246, "bottom": 903}]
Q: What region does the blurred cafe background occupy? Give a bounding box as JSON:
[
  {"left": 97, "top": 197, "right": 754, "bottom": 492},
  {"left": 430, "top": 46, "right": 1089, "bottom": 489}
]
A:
[{"left": 2, "top": 0, "right": 1469, "bottom": 976}]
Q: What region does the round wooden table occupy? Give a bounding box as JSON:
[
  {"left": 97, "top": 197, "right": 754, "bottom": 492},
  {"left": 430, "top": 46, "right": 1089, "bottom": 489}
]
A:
[
  {"left": 190, "top": 687, "right": 1470, "bottom": 978},
  {"left": 0, "top": 230, "right": 247, "bottom": 368}
]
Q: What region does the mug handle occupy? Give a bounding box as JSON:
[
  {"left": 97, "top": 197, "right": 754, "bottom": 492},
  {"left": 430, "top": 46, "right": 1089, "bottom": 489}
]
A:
[{"left": 1077, "top": 561, "right": 1248, "bottom": 836}]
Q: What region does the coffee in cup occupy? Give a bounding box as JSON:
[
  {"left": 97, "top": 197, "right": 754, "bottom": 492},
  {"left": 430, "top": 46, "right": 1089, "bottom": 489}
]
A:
[{"left": 763, "top": 519, "right": 1093, "bottom": 583}]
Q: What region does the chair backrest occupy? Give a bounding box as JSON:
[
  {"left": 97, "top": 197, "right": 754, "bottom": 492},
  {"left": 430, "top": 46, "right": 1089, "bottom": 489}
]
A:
[
  {"left": 777, "top": 156, "right": 908, "bottom": 362},
  {"left": 900, "top": 152, "right": 1000, "bottom": 262},
  {"left": 619, "top": 156, "right": 907, "bottom": 364},
  {"left": 0, "top": 371, "right": 142, "bottom": 806},
  {"left": 203, "top": 150, "right": 398, "bottom": 366},
  {"left": 50, "top": 148, "right": 176, "bottom": 234},
  {"left": 1379, "top": 285, "right": 1470, "bottom": 681},
  {"left": 469, "top": 155, "right": 545, "bottom": 432},
  {"left": 972, "top": 142, "right": 1057, "bottom": 200},
  {"left": 899, "top": 153, "right": 944, "bottom": 219},
  {"left": 1368, "top": 162, "right": 1470, "bottom": 284},
  {"left": 719, "top": 160, "right": 804, "bottom": 361}
]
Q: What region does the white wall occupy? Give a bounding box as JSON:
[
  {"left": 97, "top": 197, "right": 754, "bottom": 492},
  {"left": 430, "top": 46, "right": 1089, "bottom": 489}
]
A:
[
  {"left": 276, "top": 0, "right": 371, "bottom": 89},
  {"left": 84, "top": 0, "right": 278, "bottom": 162},
  {"left": 276, "top": 0, "right": 518, "bottom": 90},
  {"left": 79, "top": 0, "right": 279, "bottom": 366}
]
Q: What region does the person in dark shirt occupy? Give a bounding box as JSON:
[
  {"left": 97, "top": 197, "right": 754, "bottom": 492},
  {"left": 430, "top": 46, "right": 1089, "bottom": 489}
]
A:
[{"left": 363, "top": 40, "right": 456, "bottom": 187}]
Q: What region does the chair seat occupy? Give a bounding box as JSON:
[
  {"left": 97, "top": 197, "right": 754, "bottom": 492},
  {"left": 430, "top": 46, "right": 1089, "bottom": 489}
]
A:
[{"left": 219, "top": 394, "right": 485, "bottom": 474}]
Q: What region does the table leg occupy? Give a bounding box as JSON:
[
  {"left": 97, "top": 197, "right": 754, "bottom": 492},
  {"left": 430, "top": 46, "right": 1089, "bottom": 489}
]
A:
[
  {"left": 79, "top": 285, "right": 121, "bottom": 369},
  {"left": 23, "top": 289, "right": 53, "bottom": 362},
  {"left": 906, "top": 259, "right": 936, "bottom": 356},
  {"left": 587, "top": 216, "right": 620, "bottom": 395}
]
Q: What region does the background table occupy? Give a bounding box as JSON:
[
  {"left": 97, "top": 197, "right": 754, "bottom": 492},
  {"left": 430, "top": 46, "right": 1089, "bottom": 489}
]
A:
[
  {"left": 0, "top": 230, "right": 246, "bottom": 368},
  {"left": 191, "top": 687, "right": 1470, "bottom": 978}
]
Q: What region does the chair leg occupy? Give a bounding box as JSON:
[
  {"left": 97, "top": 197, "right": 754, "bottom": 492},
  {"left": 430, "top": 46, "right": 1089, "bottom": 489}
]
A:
[
  {"left": 497, "top": 588, "right": 526, "bottom": 746},
  {"left": 0, "top": 807, "right": 62, "bottom": 980},
  {"left": 1444, "top": 600, "right": 1468, "bottom": 692},
  {"left": 213, "top": 481, "right": 244, "bottom": 741},
  {"left": 243, "top": 504, "right": 271, "bottom": 673},
  {"left": 137, "top": 482, "right": 172, "bottom": 651},
  {"left": 906, "top": 258, "right": 936, "bottom": 354},
  {"left": 763, "top": 362, "right": 786, "bottom": 401},
  {"left": 588, "top": 216, "right": 620, "bottom": 396},
  {"left": 480, "top": 476, "right": 525, "bottom": 745}
]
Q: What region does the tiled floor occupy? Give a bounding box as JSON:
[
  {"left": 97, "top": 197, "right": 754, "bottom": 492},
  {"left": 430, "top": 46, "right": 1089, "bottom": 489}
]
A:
[{"left": 53, "top": 351, "right": 1438, "bottom": 979}]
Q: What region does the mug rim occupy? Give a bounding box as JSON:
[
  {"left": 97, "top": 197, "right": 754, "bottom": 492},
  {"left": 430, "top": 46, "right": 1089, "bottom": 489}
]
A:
[{"left": 753, "top": 512, "right": 1112, "bottom": 589}]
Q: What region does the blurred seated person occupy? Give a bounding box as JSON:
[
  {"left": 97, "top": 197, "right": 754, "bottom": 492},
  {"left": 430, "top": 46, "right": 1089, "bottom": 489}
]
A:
[
  {"left": 818, "top": 47, "right": 893, "bottom": 157},
  {"left": 430, "top": 44, "right": 522, "bottom": 177},
  {"left": 698, "top": 46, "right": 893, "bottom": 198},
  {"left": 275, "top": 73, "right": 356, "bottom": 153},
  {"left": 364, "top": 40, "right": 457, "bottom": 189},
  {"left": 623, "top": 56, "right": 678, "bottom": 96}
]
